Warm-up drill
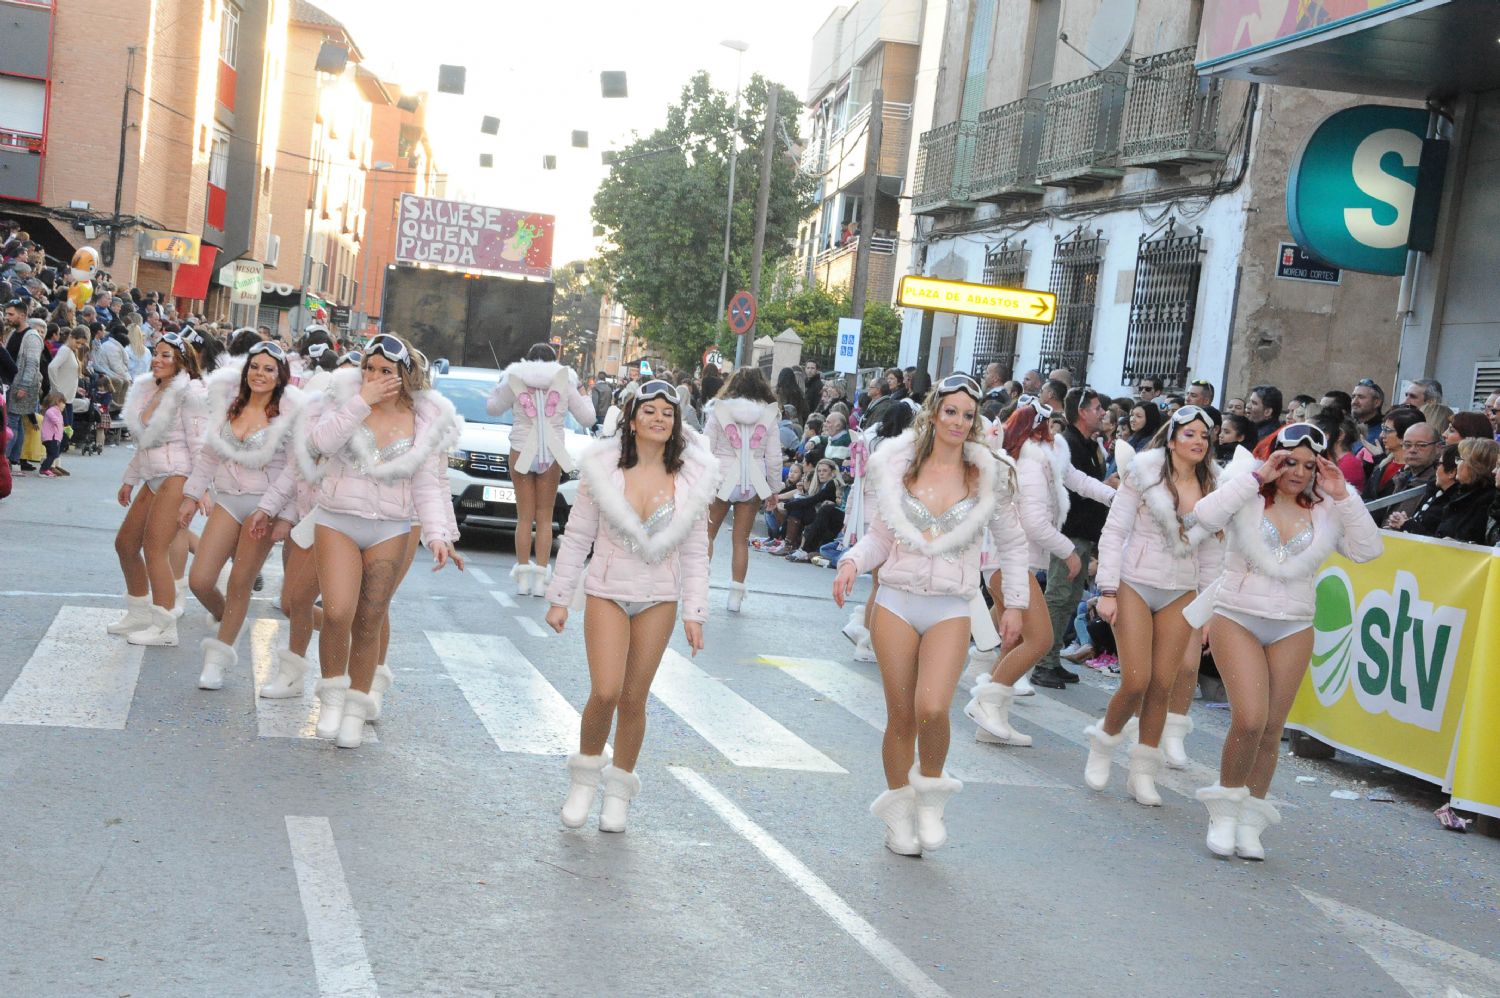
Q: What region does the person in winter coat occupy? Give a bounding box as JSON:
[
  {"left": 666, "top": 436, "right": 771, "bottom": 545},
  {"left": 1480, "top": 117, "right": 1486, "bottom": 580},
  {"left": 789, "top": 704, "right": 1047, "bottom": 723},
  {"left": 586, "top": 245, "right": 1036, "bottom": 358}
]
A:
[
  {"left": 704, "top": 367, "right": 782, "bottom": 613},
  {"left": 45, "top": 327, "right": 87, "bottom": 472},
  {"left": 778, "top": 405, "right": 802, "bottom": 452},
  {"left": 1385, "top": 444, "right": 1459, "bottom": 536},
  {"left": 487, "top": 343, "right": 597, "bottom": 597},
  {"left": 1084, "top": 406, "right": 1223, "bottom": 805},
  {"left": 7, "top": 317, "right": 43, "bottom": 467},
  {"left": 545, "top": 380, "right": 718, "bottom": 833},
  {"left": 833, "top": 373, "right": 1030, "bottom": 858},
  {"left": 1404, "top": 437, "right": 1497, "bottom": 544},
  {"left": 178, "top": 343, "right": 304, "bottom": 692},
  {"left": 1189, "top": 423, "right": 1382, "bottom": 861},
  {"left": 965, "top": 398, "right": 1115, "bottom": 748},
  {"left": 107, "top": 332, "right": 206, "bottom": 646}
]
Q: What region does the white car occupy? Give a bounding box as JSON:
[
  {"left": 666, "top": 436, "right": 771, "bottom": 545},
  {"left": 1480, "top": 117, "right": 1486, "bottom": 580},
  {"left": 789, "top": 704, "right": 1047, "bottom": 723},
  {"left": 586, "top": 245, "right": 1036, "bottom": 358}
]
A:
[{"left": 433, "top": 366, "right": 593, "bottom": 535}]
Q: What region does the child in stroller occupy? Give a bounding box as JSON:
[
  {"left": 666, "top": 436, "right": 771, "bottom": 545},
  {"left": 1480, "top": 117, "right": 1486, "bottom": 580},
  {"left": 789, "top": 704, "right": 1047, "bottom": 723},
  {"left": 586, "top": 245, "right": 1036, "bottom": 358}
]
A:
[{"left": 74, "top": 373, "right": 113, "bottom": 455}]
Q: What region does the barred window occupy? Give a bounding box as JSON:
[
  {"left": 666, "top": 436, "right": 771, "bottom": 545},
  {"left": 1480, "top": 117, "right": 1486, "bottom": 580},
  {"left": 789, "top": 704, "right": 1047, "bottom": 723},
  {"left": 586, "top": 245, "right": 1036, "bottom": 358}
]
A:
[
  {"left": 1038, "top": 229, "right": 1104, "bottom": 382},
  {"left": 971, "top": 240, "right": 1028, "bottom": 377},
  {"left": 1121, "top": 221, "right": 1204, "bottom": 391}
]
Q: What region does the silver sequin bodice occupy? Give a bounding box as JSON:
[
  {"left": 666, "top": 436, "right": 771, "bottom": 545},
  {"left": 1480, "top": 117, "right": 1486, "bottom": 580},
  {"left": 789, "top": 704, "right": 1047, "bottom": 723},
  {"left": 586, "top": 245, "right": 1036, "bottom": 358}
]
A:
[
  {"left": 351, "top": 425, "right": 414, "bottom": 474},
  {"left": 614, "top": 500, "right": 675, "bottom": 561},
  {"left": 221, "top": 422, "right": 270, "bottom": 451},
  {"left": 902, "top": 490, "right": 978, "bottom": 563},
  {"left": 1261, "top": 515, "right": 1314, "bottom": 563}
]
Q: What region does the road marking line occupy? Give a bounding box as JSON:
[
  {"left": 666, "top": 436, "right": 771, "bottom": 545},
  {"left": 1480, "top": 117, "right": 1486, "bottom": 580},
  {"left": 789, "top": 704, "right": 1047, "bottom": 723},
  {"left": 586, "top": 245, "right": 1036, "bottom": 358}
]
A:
[
  {"left": 760, "top": 656, "right": 1066, "bottom": 788},
  {"left": 467, "top": 566, "right": 494, "bottom": 586},
  {"left": 514, "top": 615, "right": 548, "bottom": 638},
  {"left": 0, "top": 606, "right": 143, "bottom": 729},
  {"left": 670, "top": 767, "right": 949, "bottom": 998},
  {"left": 251, "top": 619, "right": 376, "bottom": 742},
  {"left": 489, "top": 590, "right": 516, "bottom": 609},
  {"left": 654, "top": 651, "right": 845, "bottom": 773},
  {"left": 0, "top": 591, "right": 124, "bottom": 599},
  {"left": 427, "top": 631, "right": 579, "bottom": 754},
  {"left": 285, "top": 816, "right": 380, "bottom": 998}
]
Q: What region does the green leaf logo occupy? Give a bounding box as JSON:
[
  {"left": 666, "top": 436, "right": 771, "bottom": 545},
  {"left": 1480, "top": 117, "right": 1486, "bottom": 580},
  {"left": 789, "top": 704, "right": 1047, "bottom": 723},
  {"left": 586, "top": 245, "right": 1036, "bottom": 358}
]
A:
[{"left": 1311, "top": 569, "right": 1356, "bottom": 706}]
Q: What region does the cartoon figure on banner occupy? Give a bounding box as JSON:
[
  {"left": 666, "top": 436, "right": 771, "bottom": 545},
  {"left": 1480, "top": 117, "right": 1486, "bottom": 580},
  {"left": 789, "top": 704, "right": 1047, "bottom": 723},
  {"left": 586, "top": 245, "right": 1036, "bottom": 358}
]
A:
[
  {"left": 68, "top": 245, "right": 99, "bottom": 310},
  {"left": 501, "top": 213, "right": 555, "bottom": 268}
]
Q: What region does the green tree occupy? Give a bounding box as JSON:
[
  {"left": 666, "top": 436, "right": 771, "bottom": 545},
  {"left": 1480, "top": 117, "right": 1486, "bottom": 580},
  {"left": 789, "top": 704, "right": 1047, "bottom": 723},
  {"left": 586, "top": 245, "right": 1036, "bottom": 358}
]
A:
[
  {"left": 593, "top": 72, "right": 815, "bottom": 369},
  {"left": 757, "top": 284, "right": 903, "bottom": 366},
  {"left": 550, "top": 260, "right": 604, "bottom": 371}
]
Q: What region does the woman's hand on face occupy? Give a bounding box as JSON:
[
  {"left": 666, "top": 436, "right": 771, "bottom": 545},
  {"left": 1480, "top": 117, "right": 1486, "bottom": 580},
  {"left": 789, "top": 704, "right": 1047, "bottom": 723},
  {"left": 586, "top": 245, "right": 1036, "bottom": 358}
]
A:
[
  {"left": 1316, "top": 456, "right": 1349, "bottom": 499},
  {"left": 545, "top": 605, "right": 568, "bottom": 633},
  {"left": 1096, "top": 594, "right": 1118, "bottom": 626},
  {"left": 832, "top": 561, "right": 857, "bottom": 607},
  {"left": 359, "top": 373, "right": 401, "bottom": 407},
  {"left": 683, "top": 620, "right": 704, "bottom": 656}
]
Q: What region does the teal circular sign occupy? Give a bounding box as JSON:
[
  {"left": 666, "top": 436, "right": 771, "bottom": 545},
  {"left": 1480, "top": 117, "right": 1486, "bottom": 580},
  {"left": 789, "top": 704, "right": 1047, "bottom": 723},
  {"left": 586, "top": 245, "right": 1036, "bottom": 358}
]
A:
[{"left": 1287, "top": 105, "right": 1428, "bottom": 276}]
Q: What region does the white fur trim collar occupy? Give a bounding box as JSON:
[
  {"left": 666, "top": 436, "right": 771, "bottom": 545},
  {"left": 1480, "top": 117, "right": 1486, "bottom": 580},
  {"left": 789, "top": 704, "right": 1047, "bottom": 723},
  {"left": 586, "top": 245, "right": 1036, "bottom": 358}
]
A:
[
  {"left": 309, "top": 367, "right": 462, "bottom": 481},
  {"left": 122, "top": 370, "right": 193, "bottom": 449},
  {"left": 200, "top": 366, "right": 305, "bottom": 470},
  {"left": 1020, "top": 438, "right": 1071, "bottom": 530},
  {"left": 1127, "top": 447, "right": 1219, "bottom": 557},
  {"left": 869, "top": 430, "right": 998, "bottom": 557},
  {"left": 579, "top": 429, "right": 721, "bottom": 563},
  {"left": 505, "top": 359, "right": 575, "bottom": 390},
  {"left": 714, "top": 396, "right": 777, "bottom": 426}
]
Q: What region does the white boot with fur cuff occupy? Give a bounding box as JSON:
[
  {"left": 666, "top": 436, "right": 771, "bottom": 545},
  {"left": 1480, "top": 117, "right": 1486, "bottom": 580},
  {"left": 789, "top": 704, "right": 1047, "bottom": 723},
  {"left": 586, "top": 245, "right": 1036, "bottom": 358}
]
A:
[
  {"left": 561, "top": 753, "right": 610, "bottom": 828},
  {"left": 908, "top": 765, "right": 963, "bottom": 852},
  {"left": 1082, "top": 723, "right": 1124, "bottom": 791},
  {"left": 965, "top": 679, "right": 1032, "bottom": 746},
  {"left": 197, "top": 638, "right": 236, "bottom": 691},
  {"left": 127, "top": 605, "right": 179, "bottom": 647},
  {"left": 368, "top": 664, "right": 394, "bottom": 721},
  {"left": 598, "top": 765, "right": 641, "bottom": 832},
  {"left": 1196, "top": 784, "right": 1249, "bottom": 857},
  {"left": 962, "top": 646, "right": 999, "bottom": 688},
  {"left": 314, "top": 675, "right": 350, "bottom": 739},
  {"left": 727, "top": 582, "right": 748, "bottom": 613},
  {"left": 1235, "top": 795, "right": 1280, "bottom": 861},
  {"left": 869, "top": 785, "right": 921, "bottom": 857},
  {"left": 260, "top": 649, "right": 309, "bottom": 699},
  {"left": 510, "top": 562, "right": 533, "bottom": 596},
  {"left": 1161, "top": 712, "right": 1194, "bottom": 769},
  {"left": 107, "top": 594, "right": 154, "bottom": 635},
  {"left": 336, "top": 691, "right": 374, "bottom": 748},
  {"left": 1126, "top": 744, "right": 1164, "bottom": 806}
]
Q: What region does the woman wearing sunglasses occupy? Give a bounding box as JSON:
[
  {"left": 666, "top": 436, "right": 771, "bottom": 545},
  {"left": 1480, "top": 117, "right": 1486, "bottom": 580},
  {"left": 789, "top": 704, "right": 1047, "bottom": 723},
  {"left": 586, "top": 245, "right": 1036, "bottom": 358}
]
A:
[
  {"left": 486, "top": 343, "right": 599, "bottom": 597},
  {"left": 1188, "top": 423, "right": 1382, "bottom": 859},
  {"left": 704, "top": 367, "right": 782, "bottom": 613},
  {"left": 544, "top": 381, "right": 718, "bottom": 832},
  {"left": 177, "top": 341, "right": 305, "bottom": 690},
  {"left": 966, "top": 396, "right": 1115, "bottom": 746},
  {"left": 1085, "top": 405, "right": 1223, "bottom": 804},
  {"left": 833, "top": 373, "right": 1029, "bottom": 857},
  {"left": 290, "top": 334, "right": 464, "bottom": 748},
  {"left": 108, "top": 332, "right": 207, "bottom": 645}
]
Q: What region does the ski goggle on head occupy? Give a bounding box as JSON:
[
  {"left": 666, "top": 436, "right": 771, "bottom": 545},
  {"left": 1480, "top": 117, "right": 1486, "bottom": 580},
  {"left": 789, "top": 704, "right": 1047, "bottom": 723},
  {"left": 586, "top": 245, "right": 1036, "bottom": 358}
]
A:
[
  {"left": 338, "top": 350, "right": 362, "bottom": 367},
  {"left": 364, "top": 335, "right": 411, "bottom": 368},
  {"left": 935, "top": 372, "right": 981, "bottom": 401},
  {"left": 1168, "top": 404, "right": 1216, "bottom": 432},
  {"left": 157, "top": 331, "right": 189, "bottom": 355},
  {"left": 633, "top": 380, "right": 680, "bottom": 406},
  {"left": 305, "top": 342, "right": 330, "bottom": 360},
  {"left": 247, "top": 340, "right": 286, "bottom": 362},
  {"left": 1274, "top": 422, "right": 1328, "bottom": 454}
]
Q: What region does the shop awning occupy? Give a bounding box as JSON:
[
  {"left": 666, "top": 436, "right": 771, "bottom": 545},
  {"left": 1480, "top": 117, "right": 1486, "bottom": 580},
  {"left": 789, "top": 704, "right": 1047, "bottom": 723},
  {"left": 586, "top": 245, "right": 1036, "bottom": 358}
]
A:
[{"left": 170, "top": 244, "right": 220, "bottom": 300}]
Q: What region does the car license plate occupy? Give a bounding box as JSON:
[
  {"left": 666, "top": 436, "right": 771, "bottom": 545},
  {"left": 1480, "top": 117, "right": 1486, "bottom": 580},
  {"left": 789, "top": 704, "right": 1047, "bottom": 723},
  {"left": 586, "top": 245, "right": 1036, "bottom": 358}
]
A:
[{"left": 482, "top": 485, "right": 516, "bottom": 504}]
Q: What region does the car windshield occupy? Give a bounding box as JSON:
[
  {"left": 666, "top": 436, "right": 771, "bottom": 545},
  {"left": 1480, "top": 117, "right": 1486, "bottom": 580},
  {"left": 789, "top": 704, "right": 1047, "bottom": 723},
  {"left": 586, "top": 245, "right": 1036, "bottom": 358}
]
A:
[{"left": 434, "top": 375, "right": 586, "bottom": 432}]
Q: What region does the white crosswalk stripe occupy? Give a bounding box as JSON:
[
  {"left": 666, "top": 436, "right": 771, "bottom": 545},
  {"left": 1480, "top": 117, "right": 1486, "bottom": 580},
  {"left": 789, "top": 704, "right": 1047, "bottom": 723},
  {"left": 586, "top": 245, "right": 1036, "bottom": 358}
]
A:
[
  {"left": 760, "top": 655, "right": 1067, "bottom": 788},
  {"left": 513, "top": 615, "right": 548, "bottom": 638},
  {"left": 489, "top": 590, "right": 515, "bottom": 608},
  {"left": 427, "top": 630, "right": 580, "bottom": 755},
  {"left": 0, "top": 606, "right": 144, "bottom": 729},
  {"left": 466, "top": 566, "right": 495, "bottom": 586},
  {"left": 285, "top": 816, "right": 380, "bottom": 998}
]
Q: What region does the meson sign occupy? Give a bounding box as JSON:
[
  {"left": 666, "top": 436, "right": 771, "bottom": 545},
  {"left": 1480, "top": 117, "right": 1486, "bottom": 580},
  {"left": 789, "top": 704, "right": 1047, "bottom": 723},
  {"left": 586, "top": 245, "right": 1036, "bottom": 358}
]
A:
[{"left": 395, "top": 193, "right": 555, "bottom": 279}]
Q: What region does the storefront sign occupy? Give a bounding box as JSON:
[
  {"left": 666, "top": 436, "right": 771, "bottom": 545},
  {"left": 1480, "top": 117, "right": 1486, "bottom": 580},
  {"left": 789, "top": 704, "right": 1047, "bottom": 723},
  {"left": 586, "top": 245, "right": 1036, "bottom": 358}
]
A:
[
  {"left": 136, "top": 228, "right": 200, "bottom": 264},
  {"left": 1287, "top": 105, "right": 1430, "bottom": 276},
  {"left": 834, "top": 318, "right": 862, "bottom": 375},
  {"left": 1275, "top": 243, "right": 1340, "bottom": 284},
  {"left": 1198, "top": 0, "right": 1420, "bottom": 67},
  {"left": 1289, "top": 534, "right": 1500, "bottom": 817},
  {"left": 218, "top": 259, "right": 263, "bottom": 306},
  {"left": 395, "top": 193, "right": 555, "bottom": 278},
  {"left": 897, "top": 275, "right": 1055, "bottom": 324}
]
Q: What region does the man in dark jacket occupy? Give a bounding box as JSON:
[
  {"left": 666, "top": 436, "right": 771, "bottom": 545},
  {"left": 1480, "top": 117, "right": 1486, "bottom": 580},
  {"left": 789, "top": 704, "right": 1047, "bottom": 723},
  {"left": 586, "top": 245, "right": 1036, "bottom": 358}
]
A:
[
  {"left": 1035, "top": 387, "right": 1110, "bottom": 689},
  {"left": 802, "top": 361, "right": 823, "bottom": 421}
]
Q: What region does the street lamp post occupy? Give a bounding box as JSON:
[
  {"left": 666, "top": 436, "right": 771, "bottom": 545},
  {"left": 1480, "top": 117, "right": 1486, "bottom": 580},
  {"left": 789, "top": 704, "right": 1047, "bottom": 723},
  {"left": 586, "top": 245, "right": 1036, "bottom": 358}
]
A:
[{"left": 715, "top": 39, "right": 749, "bottom": 353}]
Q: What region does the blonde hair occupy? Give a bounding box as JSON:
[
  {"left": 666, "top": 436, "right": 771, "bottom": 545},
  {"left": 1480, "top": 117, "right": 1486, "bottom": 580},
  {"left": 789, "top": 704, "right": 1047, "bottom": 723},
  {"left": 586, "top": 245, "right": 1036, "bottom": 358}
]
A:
[
  {"left": 1458, "top": 437, "right": 1499, "bottom": 483},
  {"left": 127, "top": 320, "right": 146, "bottom": 355}
]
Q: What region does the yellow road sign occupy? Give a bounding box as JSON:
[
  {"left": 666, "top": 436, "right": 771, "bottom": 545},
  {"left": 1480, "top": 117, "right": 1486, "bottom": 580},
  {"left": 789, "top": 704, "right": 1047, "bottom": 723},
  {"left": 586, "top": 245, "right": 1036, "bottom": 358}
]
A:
[{"left": 897, "top": 275, "right": 1056, "bottom": 324}]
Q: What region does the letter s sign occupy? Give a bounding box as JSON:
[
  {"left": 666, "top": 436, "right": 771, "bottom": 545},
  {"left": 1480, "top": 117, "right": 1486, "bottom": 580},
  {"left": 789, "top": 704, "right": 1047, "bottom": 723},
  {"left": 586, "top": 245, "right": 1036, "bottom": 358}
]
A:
[{"left": 1287, "top": 106, "right": 1432, "bottom": 276}]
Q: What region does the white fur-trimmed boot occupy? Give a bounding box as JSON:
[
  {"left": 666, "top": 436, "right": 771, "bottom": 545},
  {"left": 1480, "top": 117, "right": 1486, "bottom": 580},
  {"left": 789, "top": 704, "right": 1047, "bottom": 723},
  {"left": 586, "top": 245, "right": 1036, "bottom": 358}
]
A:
[
  {"left": 197, "top": 638, "right": 236, "bottom": 691},
  {"left": 1126, "top": 744, "right": 1164, "bottom": 806},
  {"left": 127, "top": 605, "right": 179, "bottom": 647},
  {"left": 1012, "top": 670, "right": 1036, "bottom": 697},
  {"left": 598, "top": 765, "right": 641, "bottom": 832},
  {"left": 260, "top": 649, "right": 309, "bottom": 699},
  {"left": 1122, "top": 715, "right": 1140, "bottom": 745},
  {"left": 853, "top": 634, "right": 877, "bottom": 662},
  {"left": 727, "top": 581, "right": 747, "bottom": 613},
  {"left": 841, "top": 608, "right": 867, "bottom": 645},
  {"left": 510, "top": 562, "right": 533, "bottom": 596},
  {"left": 908, "top": 765, "right": 963, "bottom": 851},
  {"left": 314, "top": 675, "right": 351, "bottom": 739},
  {"left": 336, "top": 691, "right": 374, "bottom": 748},
  {"left": 869, "top": 785, "right": 921, "bottom": 856},
  {"left": 1082, "top": 723, "right": 1124, "bottom": 791},
  {"left": 1235, "top": 795, "right": 1280, "bottom": 861},
  {"left": 531, "top": 564, "right": 552, "bottom": 598},
  {"left": 1161, "top": 712, "right": 1195, "bottom": 769},
  {"left": 1196, "top": 784, "right": 1250, "bottom": 857},
  {"left": 107, "top": 594, "right": 154, "bottom": 635},
  {"left": 368, "top": 664, "right": 394, "bottom": 721},
  {"left": 561, "top": 752, "right": 610, "bottom": 828},
  {"left": 965, "top": 679, "right": 1032, "bottom": 747},
  {"left": 963, "top": 645, "right": 999, "bottom": 688},
  {"left": 171, "top": 576, "right": 189, "bottom": 619}
]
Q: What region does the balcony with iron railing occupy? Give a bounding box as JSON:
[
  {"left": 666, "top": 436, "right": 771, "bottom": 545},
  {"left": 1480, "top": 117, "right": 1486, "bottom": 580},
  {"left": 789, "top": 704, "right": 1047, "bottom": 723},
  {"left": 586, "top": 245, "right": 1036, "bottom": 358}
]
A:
[
  {"left": 1036, "top": 69, "right": 1128, "bottom": 187},
  {"left": 912, "top": 120, "right": 976, "bottom": 214},
  {"left": 970, "top": 97, "right": 1045, "bottom": 203},
  {"left": 1121, "top": 47, "right": 1228, "bottom": 168}
]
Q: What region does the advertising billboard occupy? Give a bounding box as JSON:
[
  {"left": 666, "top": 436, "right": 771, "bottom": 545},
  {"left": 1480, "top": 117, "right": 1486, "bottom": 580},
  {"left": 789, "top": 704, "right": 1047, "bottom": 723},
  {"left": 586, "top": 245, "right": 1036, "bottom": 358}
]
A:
[
  {"left": 1199, "top": 0, "right": 1418, "bottom": 66},
  {"left": 395, "top": 193, "right": 555, "bottom": 279}
]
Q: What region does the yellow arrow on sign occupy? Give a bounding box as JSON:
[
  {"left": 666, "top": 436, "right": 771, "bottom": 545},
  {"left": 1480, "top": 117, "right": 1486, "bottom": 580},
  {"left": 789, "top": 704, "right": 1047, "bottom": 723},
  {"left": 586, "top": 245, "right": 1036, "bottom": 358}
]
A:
[{"left": 897, "top": 275, "right": 1056, "bottom": 324}]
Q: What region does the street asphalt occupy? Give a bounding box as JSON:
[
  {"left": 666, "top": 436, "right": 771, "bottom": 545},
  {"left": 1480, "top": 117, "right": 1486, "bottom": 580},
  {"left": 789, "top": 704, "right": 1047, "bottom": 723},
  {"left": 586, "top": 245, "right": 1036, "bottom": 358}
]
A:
[{"left": 1, "top": 441, "right": 1497, "bottom": 998}]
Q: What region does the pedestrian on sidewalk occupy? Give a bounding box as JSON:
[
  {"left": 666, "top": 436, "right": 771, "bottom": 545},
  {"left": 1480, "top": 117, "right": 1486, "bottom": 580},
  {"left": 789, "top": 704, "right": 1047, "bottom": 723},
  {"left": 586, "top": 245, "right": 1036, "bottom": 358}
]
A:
[{"left": 37, "top": 392, "right": 64, "bottom": 476}]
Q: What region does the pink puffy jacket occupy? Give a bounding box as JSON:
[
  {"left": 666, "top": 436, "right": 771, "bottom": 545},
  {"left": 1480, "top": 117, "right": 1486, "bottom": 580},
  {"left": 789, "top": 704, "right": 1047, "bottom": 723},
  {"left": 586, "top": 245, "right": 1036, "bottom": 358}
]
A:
[
  {"left": 298, "top": 368, "right": 462, "bottom": 546},
  {"left": 183, "top": 366, "right": 305, "bottom": 507},
  {"left": 121, "top": 370, "right": 206, "bottom": 488},
  {"left": 486, "top": 359, "right": 595, "bottom": 474},
  {"left": 844, "top": 431, "right": 1030, "bottom": 608},
  {"left": 1096, "top": 447, "right": 1223, "bottom": 593},
  {"left": 1191, "top": 463, "right": 1384, "bottom": 621},
  {"left": 258, "top": 457, "right": 319, "bottom": 526},
  {"left": 1013, "top": 436, "right": 1117, "bottom": 572},
  {"left": 544, "top": 431, "right": 720, "bottom": 622},
  {"left": 704, "top": 396, "right": 782, "bottom": 501}
]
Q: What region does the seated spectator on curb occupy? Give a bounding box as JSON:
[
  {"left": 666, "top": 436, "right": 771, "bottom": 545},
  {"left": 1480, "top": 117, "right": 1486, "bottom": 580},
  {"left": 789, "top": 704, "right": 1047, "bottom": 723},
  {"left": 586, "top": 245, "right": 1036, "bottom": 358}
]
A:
[
  {"left": 823, "top": 410, "right": 851, "bottom": 464},
  {"left": 1377, "top": 420, "right": 1442, "bottom": 525}
]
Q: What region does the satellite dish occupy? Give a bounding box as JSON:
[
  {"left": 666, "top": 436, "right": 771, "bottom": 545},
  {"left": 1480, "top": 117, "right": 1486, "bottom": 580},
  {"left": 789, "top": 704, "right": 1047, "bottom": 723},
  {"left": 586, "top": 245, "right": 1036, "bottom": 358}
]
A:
[{"left": 1084, "top": 0, "right": 1136, "bottom": 68}]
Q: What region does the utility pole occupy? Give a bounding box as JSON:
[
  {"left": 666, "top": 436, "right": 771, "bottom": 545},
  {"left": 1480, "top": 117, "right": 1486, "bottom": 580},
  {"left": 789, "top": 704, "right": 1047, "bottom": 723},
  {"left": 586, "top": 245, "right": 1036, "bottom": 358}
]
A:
[
  {"left": 849, "top": 89, "right": 883, "bottom": 322},
  {"left": 109, "top": 46, "right": 139, "bottom": 268},
  {"left": 740, "top": 85, "right": 778, "bottom": 369}
]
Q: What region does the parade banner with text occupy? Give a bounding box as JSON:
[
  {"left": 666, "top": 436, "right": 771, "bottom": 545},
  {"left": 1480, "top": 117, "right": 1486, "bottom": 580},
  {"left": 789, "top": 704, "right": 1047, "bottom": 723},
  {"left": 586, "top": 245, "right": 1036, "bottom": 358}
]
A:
[
  {"left": 1289, "top": 533, "right": 1500, "bottom": 815},
  {"left": 395, "top": 194, "right": 555, "bottom": 279}
]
